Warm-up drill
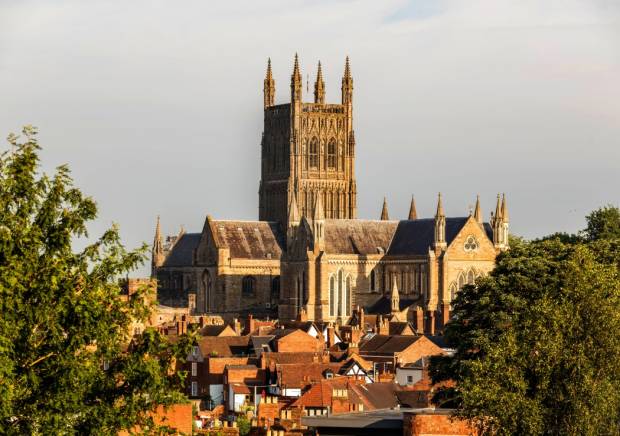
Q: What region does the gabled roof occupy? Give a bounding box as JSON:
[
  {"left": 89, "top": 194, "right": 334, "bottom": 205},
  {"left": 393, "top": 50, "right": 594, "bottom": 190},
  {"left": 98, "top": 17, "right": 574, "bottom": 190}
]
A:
[
  {"left": 210, "top": 220, "right": 285, "bottom": 259},
  {"left": 163, "top": 233, "right": 201, "bottom": 267},
  {"left": 323, "top": 219, "right": 398, "bottom": 255},
  {"left": 359, "top": 335, "right": 422, "bottom": 354},
  {"left": 276, "top": 362, "right": 343, "bottom": 388}
]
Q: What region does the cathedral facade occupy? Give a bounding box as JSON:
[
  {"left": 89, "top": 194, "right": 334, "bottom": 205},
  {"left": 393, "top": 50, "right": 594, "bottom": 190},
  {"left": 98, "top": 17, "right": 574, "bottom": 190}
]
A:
[{"left": 151, "top": 55, "right": 510, "bottom": 332}]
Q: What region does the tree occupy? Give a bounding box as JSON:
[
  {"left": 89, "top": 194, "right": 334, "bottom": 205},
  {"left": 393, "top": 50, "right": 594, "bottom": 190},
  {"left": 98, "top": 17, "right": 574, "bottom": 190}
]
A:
[
  {"left": 0, "top": 127, "right": 191, "bottom": 434},
  {"left": 584, "top": 205, "right": 620, "bottom": 241},
  {"left": 430, "top": 231, "right": 620, "bottom": 435}
]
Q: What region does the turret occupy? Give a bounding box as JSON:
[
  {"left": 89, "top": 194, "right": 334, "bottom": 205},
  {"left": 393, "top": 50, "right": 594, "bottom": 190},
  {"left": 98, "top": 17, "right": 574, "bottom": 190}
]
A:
[
  {"left": 151, "top": 215, "right": 165, "bottom": 276},
  {"left": 263, "top": 58, "right": 275, "bottom": 108},
  {"left": 314, "top": 61, "right": 325, "bottom": 104},
  {"left": 380, "top": 197, "right": 389, "bottom": 220},
  {"left": 473, "top": 194, "right": 482, "bottom": 224},
  {"left": 390, "top": 278, "right": 400, "bottom": 314},
  {"left": 433, "top": 193, "right": 446, "bottom": 250},
  {"left": 291, "top": 53, "right": 302, "bottom": 102},
  {"left": 408, "top": 195, "right": 418, "bottom": 220},
  {"left": 341, "top": 56, "right": 353, "bottom": 106}
]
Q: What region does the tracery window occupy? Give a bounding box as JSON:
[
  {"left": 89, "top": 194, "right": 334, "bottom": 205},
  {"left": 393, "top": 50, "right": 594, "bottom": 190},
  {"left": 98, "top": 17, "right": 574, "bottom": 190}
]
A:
[
  {"left": 464, "top": 235, "right": 479, "bottom": 252},
  {"left": 329, "top": 276, "right": 336, "bottom": 317},
  {"left": 345, "top": 276, "right": 352, "bottom": 316},
  {"left": 242, "top": 276, "right": 256, "bottom": 297},
  {"left": 369, "top": 269, "right": 376, "bottom": 292},
  {"left": 327, "top": 138, "right": 336, "bottom": 169},
  {"left": 309, "top": 137, "right": 319, "bottom": 169},
  {"left": 271, "top": 276, "right": 280, "bottom": 301}
]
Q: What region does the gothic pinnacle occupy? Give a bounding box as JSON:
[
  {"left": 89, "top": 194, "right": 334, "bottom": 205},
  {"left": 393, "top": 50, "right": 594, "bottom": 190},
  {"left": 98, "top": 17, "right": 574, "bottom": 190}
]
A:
[
  {"left": 344, "top": 56, "right": 351, "bottom": 79},
  {"left": 436, "top": 192, "right": 445, "bottom": 218},
  {"left": 501, "top": 193, "right": 509, "bottom": 223},
  {"left": 380, "top": 197, "right": 389, "bottom": 220},
  {"left": 474, "top": 194, "right": 482, "bottom": 223},
  {"left": 494, "top": 194, "right": 502, "bottom": 220},
  {"left": 408, "top": 195, "right": 418, "bottom": 220},
  {"left": 292, "top": 53, "right": 301, "bottom": 81},
  {"left": 314, "top": 60, "right": 325, "bottom": 104},
  {"left": 266, "top": 57, "right": 273, "bottom": 81}
]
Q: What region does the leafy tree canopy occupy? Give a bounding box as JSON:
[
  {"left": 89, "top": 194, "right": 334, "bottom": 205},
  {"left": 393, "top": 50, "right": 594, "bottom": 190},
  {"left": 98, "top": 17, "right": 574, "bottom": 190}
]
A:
[
  {"left": 0, "top": 127, "right": 191, "bottom": 434},
  {"left": 430, "top": 207, "right": 620, "bottom": 435}
]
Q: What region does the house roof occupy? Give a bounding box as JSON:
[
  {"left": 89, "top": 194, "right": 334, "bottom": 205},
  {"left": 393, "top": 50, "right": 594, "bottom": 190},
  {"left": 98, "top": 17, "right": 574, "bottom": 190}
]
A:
[
  {"left": 197, "top": 336, "right": 251, "bottom": 357},
  {"left": 292, "top": 377, "right": 364, "bottom": 408},
  {"left": 352, "top": 382, "right": 399, "bottom": 409},
  {"left": 163, "top": 233, "right": 201, "bottom": 267},
  {"left": 211, "top": 220, "right": 285, "bottom": 259},
  {"left": 276, "top": 362, "right": 343, "bottom": 388},
  {"left": 359, "top": 335, "right": 421, "bottom": 355},
  {"left": 366, "top": 297, "right": 419, "bottom": 314},
  {"left": 199, "top": 324, "right": 236, "bottom": 337},
  {"left": 323, "top": 219, "right": 398, "bottom": 255}
]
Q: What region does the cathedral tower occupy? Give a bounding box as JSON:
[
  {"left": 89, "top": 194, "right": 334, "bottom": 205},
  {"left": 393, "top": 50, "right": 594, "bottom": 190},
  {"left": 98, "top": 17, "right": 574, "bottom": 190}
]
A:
[{"left": 259, "top": 55, "right": 357, "bottom": 225}]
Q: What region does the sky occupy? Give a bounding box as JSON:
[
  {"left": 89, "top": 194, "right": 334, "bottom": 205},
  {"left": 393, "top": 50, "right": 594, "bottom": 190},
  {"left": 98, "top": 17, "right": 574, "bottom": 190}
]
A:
[{"left": 1, "top": 0, "right": 619, "bottom": 276}]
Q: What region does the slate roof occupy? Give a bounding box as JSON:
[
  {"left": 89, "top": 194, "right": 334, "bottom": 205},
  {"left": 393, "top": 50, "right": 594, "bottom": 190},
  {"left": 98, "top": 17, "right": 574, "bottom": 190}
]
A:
[
  {"left": 353, "top": 383, "right": 399, "bottom": 409},
  {"left": 162, "top": 233, "right": 201, "bottom": 267},
  {"left": 323, "top": 219, "right": 398, "bottom": 255},
  {"left": 366, "top": 297, "right": 419, "bottom": 314},
  {"left": 387, "top": 218, "right": 467, "bottom": 256},
  {"left": 211, "top": 220, "right": 285, "bottom": 259}
]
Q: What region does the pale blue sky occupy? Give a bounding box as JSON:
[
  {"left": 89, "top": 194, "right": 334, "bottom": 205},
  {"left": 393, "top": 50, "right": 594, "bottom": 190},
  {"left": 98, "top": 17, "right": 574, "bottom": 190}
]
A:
[{"left": 1, "top": 0, "right": 619, "bottom": 276}]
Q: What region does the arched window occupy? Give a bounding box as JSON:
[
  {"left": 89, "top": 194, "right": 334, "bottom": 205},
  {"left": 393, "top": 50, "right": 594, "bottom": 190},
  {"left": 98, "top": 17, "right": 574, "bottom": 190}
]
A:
[
  {"left": 337, "top": 270, "right": 344, "bottom": 317},
  {"left": 450, "top": 282, "right": 458, "bottom": 302},
  {"left": 271, "top": 276, "right": 280, "bottom": 302},
  {"left": 458, "top": 273, "right": 465, "bottom": 291},
  {"left": 309, "top": 137, "right": 319, "bottom": 169},
  {"left": 345, "top": 276, "right": 352, "bottom": 316},
  {"left": 467, "top": 269, "right": 475, "bottom": 285},
  {"left": 369, "top": 269, "right": 376, "bottom": 292},
  {"left": 202, "top": 270, "right": 212, "bottom": 312},
  {"left": 329, "top": 276, "right": 336, "bottom": 317},
  {"left": 242, "top": 276, "right": 256, "bottom": 297},
  {"left": 327, "top": 138, "right": 336, "bottom": 169}
]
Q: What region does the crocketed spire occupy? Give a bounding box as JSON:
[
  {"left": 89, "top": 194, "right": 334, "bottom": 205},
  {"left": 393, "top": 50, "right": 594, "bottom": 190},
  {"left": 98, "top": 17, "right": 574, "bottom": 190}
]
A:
[
  {"left": 380, "top": 197, "right": 389, "bottom": 220},
  {"left": 473, "top": 194, "right": 482, "bottom": 223},
  {"left": 408, "top": 195, "right": 418, "bottom": 220},
  {"left": 314, "top": 61, "right": 325, "bottom": 104}
]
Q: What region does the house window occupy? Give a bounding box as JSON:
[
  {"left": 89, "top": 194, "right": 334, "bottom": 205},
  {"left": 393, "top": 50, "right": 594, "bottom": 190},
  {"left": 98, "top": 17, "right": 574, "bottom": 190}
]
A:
[
  {"left": 192, "top": 362, "right": 197, "bottom": 377},
  {"left": 103, "top": 360, "right": 109, "bottom": 371},
  {"left": 327, "top": 138, "right": 336, "bottom": 169},
  {"left": 407, "top": 375, "right": 414, "bottom": 384},
  {"left": 191, "top": 381, "right": 198, "bottom": 397},
  {"left": 192, "top": 346, "right": 199, "bottom": 357},
  {"left": 242, "top": 276, "right": 256, "bottom": 297},
  {"left": 309, "top": 137, "right": 319, "bottom": 169}
]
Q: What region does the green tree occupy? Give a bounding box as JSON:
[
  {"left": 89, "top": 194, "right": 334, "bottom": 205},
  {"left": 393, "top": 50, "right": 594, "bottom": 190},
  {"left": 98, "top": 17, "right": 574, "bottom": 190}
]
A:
[
  {"left": 236, "top": 415, "right": 251, "bottom": 436},
  {"left": 0, "top": 127, "right": 191, "bottom": 434},
  {"left": 584, "top": 205, "right": 620, "bottom": 241},
  {"left": 430, "top": 234, "right": 620, "bottom": 435}
]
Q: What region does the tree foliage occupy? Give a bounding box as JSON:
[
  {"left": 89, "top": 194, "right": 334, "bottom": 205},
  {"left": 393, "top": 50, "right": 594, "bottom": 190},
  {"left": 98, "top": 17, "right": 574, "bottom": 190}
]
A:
[
  {"left": 584, "top": 205, "right": 620, "bottom": 241},
  {"left": 430, "top": 208, "right": 620, "bottom": 435},
  {"left": 0, "top": 127, "right": 191, "bottom": 434}
]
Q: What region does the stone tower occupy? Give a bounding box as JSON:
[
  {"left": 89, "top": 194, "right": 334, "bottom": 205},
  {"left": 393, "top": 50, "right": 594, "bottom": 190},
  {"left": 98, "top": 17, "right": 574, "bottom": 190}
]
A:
[{"left": 259, "top": 55, "right": 357, "bottom": 226}]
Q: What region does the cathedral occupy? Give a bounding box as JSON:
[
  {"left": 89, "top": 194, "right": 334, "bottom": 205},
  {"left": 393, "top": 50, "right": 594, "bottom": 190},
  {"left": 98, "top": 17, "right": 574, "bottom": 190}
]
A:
[{"left": 151, "top": 55, "right": 510, "bottom": 332}]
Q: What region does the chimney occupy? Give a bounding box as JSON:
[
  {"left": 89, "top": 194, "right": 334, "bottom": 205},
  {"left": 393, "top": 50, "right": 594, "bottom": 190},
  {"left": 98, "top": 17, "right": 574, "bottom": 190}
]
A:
[
  {"left": 350, "top": 326, "right": 362, "bottom": 346},
  {"left": 199, "top": 316, "right": 206, "bottom": 329},
  {"left": 414, "top": 307, "right": 424, "bottom": 334},
  {"left": 326, "top": 324, "right": 336, "bottom": 348},
  {"left": 378, "top": 317, "right": 389, "bottom": 336},
  {"left": 234, "top": 318, "right": 242, "bottom": 335},
  {"left": 297, "top": 307, "right": 308, "bottom": 322},
  {"left": 425, "top": 310, "right": 435, "bottom": 336},
  {"left": 247, "top": 314, "right": 256, "bottom": 335},
  {"left": 358, "top": 307, "right": 365, "bottom": 331}
]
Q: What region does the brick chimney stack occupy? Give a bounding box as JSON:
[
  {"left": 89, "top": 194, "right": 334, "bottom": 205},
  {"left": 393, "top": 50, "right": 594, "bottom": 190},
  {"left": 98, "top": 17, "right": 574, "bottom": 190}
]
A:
[{"left": 326, "top": 324, "right": 336, "bottom": 348}]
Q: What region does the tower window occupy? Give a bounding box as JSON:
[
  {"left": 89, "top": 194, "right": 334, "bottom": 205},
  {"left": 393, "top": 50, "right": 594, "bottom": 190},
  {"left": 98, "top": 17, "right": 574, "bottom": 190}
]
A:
[
  {"left": 242, "top": 276, "right": 256, "bottom": 297},
  {"left": 369, "top": 269, "right": 376, "bottom": 292},
  {"left": 271, "top": 276, "right": 280, "bottom": 302},
  {"left": 309, "top": 137, "right": 319, "bottom": 169},
  {"left": 327, "top": 138, "right": 336, "bottom": 169}
]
